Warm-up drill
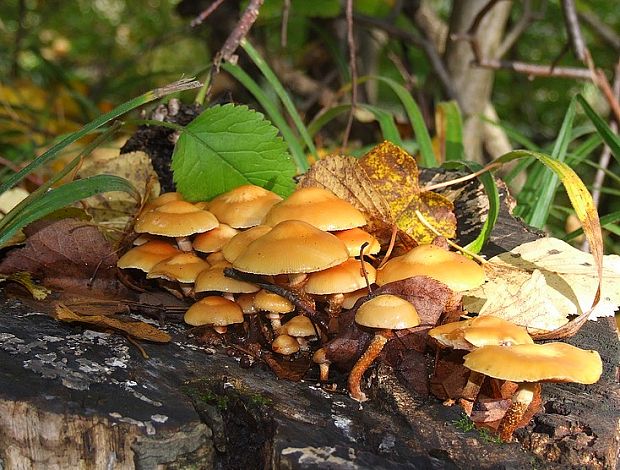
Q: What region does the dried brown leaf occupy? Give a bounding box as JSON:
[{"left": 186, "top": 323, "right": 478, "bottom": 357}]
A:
[
  {"left": 55, "top": 303, "right": 171, "bottom": 343},
  {"left": 0, "top": 218, "right": 128, "bottom": 297}
]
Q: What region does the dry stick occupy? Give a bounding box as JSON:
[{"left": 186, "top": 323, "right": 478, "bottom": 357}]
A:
[
  {"left": 341, "top": 0, "right": 357, "bottom": 149},
  {"left": 422, "top": 162, "right": 501, "bottom": 192},
  {"left": 560, "top": 0, "right": 587, "bottom": 61},
  {"left": 281, "top": 0, "right": 291, "bottom": 48},
  {"left": 358, "top": 242, "right": 373, "bottom": 294},
  {"left": 125, "top": 335, "right": 150, "bottom": 359},
  {"left": 378, "top": 224, "right": 398, "bottom": 269},
  {"left": 191, "top": 0, "right": 227, "bottom": 28}
]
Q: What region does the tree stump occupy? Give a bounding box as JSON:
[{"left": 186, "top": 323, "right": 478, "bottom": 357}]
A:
[{"left": 0, "top": 170, "right": 618, "bottom": 469}]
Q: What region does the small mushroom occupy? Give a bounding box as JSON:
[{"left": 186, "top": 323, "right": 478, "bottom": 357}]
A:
[
  {"left": 312, "top": 347, "right": 331, "bottom": 382},
  {"left": 271, "top": 334, "right": 300, "bottom": 355},
  {"left": 348, "top": 294, "right": 420, "bottom": 401},
  {"left": 193, "top": 224, "right": 239, "bottom": 254},
  {"left": 221, "top": 225, "right": 272, "bottom": 263},
  {"left": 333, "top": 228, "right": 381, "bottom": 257},
  {"left": 147, "top": 252, "right": 209, "bottom": 296},
  {"left": 463, "top": 342, "right": 603, "bottom": 441},
  {"left": 194, "top": 261, "right": 259, "bottom": 298},
  {"left": 279, "top": 314, "right": 317, "bottom": 350},
  {"left": 135, "top": 200, "right": 218, "bottom": 251},
  {"left": 117, "top": 240, "right": 180, "bottom": 273},
  {"left": 253, "top": 289, "right": 295, "bottom": 331},
  {"left": 184, "top": 296, "right": 244, "bottom": 334},
  {"left": 264, "top": 187, "right": 366, "bottom": 231},
  {"left": 207, "top": 184, "right": 282, "bottom": 228}
]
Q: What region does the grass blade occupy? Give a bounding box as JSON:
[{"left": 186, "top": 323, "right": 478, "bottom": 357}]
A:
[
  {"left": 564, "top": 210, "right": 620, "bottom": 241},
  {"left": 0, "top": 79, "right": 201, "bottom": 196},
  {"left": 222, "top": 62, "right": 307, "bottom": 172},
  {"left": 576, "top": 94, "right": 620, "bottom": 162},
  {"left": 443, "top": 161, "right": 499, "bottom": 254},
  {"left": 436, "top": 101, "right": 464, "bottom": 162},
  {"left": 241, "top": 39, "right": 317, "bottom": 158},
  {"left": 372, "top": 76, "right": 437, "bottom": 167},
  {"left": 0, "top": 175, "right": 138, "bottom": 247}
]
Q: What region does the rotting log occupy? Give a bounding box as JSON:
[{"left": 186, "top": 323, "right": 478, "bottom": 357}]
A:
[{"left": 0, "top": 169, "right": 618, "bottom": 469}]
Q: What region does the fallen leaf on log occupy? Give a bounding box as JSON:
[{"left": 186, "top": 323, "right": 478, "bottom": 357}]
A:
[
  {"left": 55, "top": 303, "right": 171, "bottom": 343},
  {"left": 464, "top": 237, "right": 620, "bottom": 332},
  {"left": 0, "top": 218, "right": 129, "bottom": 297},
  {"left": 358, "top": 141, "right": 456, "bottom": 244}
]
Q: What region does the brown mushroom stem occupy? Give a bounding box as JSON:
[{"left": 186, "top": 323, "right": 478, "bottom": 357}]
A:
[
  {"left": 497, "top": 382, "right": 536, "bottom": 441},
  {"left": 213, "top": 326, "right": 228, "bottom": 334},
  {"left": 313, "top": 348, "right": 332, "bottom": 382},
  {"left": 348, "top": 329, "right": 393, "bottom": 402},
  {"left": 326, "top": 293, "right": 345, "bottom": 316},
  {"left": 175, "top": 236, "right": 194, "bottom": 252},
  {"left": 461, "top": 371, "right": 485, "bottom": 402}
]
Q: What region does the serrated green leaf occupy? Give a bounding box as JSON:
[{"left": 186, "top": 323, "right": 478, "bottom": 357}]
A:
[{"left": 172, "top": 104, "right": 296, "bottom": 201}]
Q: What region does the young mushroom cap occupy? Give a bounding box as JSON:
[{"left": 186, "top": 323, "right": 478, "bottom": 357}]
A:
[
  {"left": 428, "top": 315, "right": 533, "bottom": 350},
  {"left": 184, "top": 296, "right": 244, "bottom": 327},
  {"left": 342, "top": 288, "right": 371, "bottom": 310},
  {"left": 376, "top": 244, "right": 485, "bottom": 292},
  {"left": 264, "top": 187, "right": 367, "bottom": 231},
  {"left": 117, "top": 240, "right": 180, "bottom": 272},
  {"left": 207, "top": 184, "right": 283, "bottom": 228},
  {"left": 463, "top": 342, "right": 603, "bottom": 385},
  {"left": 279, "top": 314, "right": 316, "bottom": 337},
  {"left": 233, "top": 220, "right": 349, "bottom": 275},
  {"left": 194, "top": 261, "right": 259, "bottom": 294},
  {"left": 146, "top": 252, "right": 210, "bottom": 283},
  {"left": 272, "top": 334, "right": 300, "bottom": 355},
  {"left": 355, "top": 294, "right": 420, "bottom": 330},
  {"left": 135, "top": 200, "right": 218, "bottom": 237},
  {"left": 221, "top": 225, "right": 272, "bottom": 263},
  {"left": 253, "top": 289, "right": 294, "bottom": 314},
  {"left": 142, "top": 192, "right": 184, "bottom": 212},
  {"left": 304, "top": 258, "right": 376, "bottom": 295},
  {"left": 334, "top": 228, "right": 381, "bottom": 256},
  {"left": 193, "top": 224, "right": 239, "bottom": 253}
]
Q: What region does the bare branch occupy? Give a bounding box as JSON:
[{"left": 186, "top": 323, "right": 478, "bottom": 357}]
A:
[
  {"left": 560, "top": 0, "right": 587, "bottom": 61},
  {"left": 466, "top": 0, "right": 505, "bottom": 35},
  {"left": 191, "top": 0, "right": 227, "bottom": 28},
  {"left": 217, "top": 0, "right": 264, "bottom": 65},
  {"left": 578, "top": 9, "right": 620, "bottom": 52},
  {"left": 342, "top": 0, "right": 358, "bottom": 149},
  {"left": 496, "top": 0, "right": 536, "bottom": 59}
]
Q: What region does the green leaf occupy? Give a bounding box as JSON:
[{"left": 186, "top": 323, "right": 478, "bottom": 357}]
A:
[
  {"left": 436, "top": 101, "right": 464, "bottom": 162},
  {"left": 172, "top": 103, "right": 297, "bottom": 201},
  {"left": 222, "top": 62, "right": 307, "bottom": 171},
  {"left": 576, "top": 94, "right": 620, "bottom": 163},
  {"left": 0, "top": 175, "right": 138, "bottom": 247}
]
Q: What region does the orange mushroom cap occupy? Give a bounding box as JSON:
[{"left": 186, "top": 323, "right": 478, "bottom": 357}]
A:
[
  {"left": 207, "top": 184, "right": 282, "bottom": 228},
  {"left": 135, "top": 200, "right": 218, "bottom": 237}
]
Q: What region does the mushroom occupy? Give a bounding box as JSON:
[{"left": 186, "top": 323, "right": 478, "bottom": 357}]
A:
[
  {"left": 253, "top": 289, "right": 295, "bottom": 331},
  {"left": 271, "top": 334, "right": 300, "bottom": 355},
  {"left": 312, "top": 347, "right": 332, "bottom": 381},
  {"left": 221, "top": 225, "right": 272, "bottom": 263},
  {"left": 263, "top": 187, "right": 366, "bottom": 231},
  {"left": 141, "top": 192, "right": 184, "bottom": 212},
  {"left": 135, "top": 200, "right": 218, "bottom": 251},
  {"left": 194, "top": 261, "right": 259, "bottom": 300},
  {"left": 184, "top": 296, "right": 244, "bottom": 334},
  {"left": 207, "top": 184, "right": 282, "bottom": 228},
  {"left": 233, "top": 220, "right": 349, "bottom": 276},
  {"left": 304, "top": 258, "right": 376, "bottom": 315},
  {"left": 348, "top": 294, "right": 420, "bottom": 401},
  {"left": 192, "top": 223, "right": 239, "bottom": 254},
  {"left": 279, "top": 314, "right": 317, "bottom": 350},
  {"left": 146, "top": 252, "right": 209, "bottom": 297},
  {"left": 334, "top": 228, "right": 381, "bottom": 257},
  {"left": 463, "top": 342, "right": 603, "bottom": 441},
  {"left": 376, "top": 244, "right": 485, "bottom": 292},
  {"left": 117, "top": 239, "right": 180, "bottom": 273}
]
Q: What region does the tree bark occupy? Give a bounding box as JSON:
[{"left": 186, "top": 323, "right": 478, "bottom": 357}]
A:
[{"left": 444, "top": 0, "right": 513, "bottom": 163}]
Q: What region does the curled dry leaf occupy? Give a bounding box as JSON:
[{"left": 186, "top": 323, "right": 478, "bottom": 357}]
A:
[
  {"left": 463, "top": 237, "right": 620, "bottom": 334},
  {"left": 55, "top": 303, "right": 171, "bottom": 343},
  {"left": 0, "top": 272, "right": 50, "bottom": 300},
  {"left": 0, "top": 218, "right": 128, "bottom": 297},
  {"left": 77, "top": 151, "right": 160, "bottom": 238}
]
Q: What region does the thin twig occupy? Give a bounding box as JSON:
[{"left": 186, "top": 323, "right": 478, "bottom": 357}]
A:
[
  {"left": 281, "top": 0, "right": 290, "bottom": 47},
  {"left": 471, "top": 56, "right": 591, "bottom": 80},
  {"left": 466, "top": 0, "right": 503, "bottom": 36},
  {"left": 342, "top": 0, "right": 357, "bottom": 149},
  {"left": 496, "top": 0, "right": 536, "bottom": 58},
  {"left": 560, "top": 0, "right": 586, "bottom": 61},
  {"left": 217, "top": 0, "right": 264, "bottom": 64},
  {"left": 191, "top": 0, "right": 227, "bottom": 28},
  {"left": 577, "top": 9, "right": 620, "bottom": 52},
  {"left": 422, "top": 162, "right": 501, "bottom": 192},
  {"left": 378, "top": 224, "right": 398, "bottom": 269}
]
